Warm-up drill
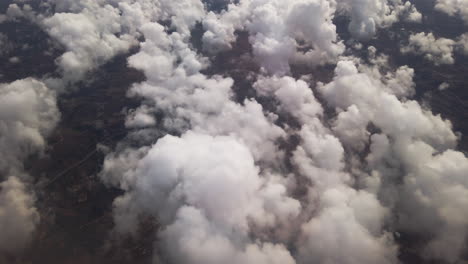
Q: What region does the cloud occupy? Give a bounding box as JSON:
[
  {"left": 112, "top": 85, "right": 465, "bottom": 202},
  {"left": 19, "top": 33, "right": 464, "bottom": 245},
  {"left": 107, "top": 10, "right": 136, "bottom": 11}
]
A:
[
  {"left": 438, "top": 82, "right": 450, "bottom": 91},
  {"left": 297, "top": 187, "right": 397, "bottom": 264},
  {"left": 254, "top": 76, "right": 323, "bottom": 123},
  {"left": 160, "top": 206, "right": 296, "bottom": 264},
  {"left": 126, "top": 21, "right": 285, "bottom": 162},
  {"left": 4, "top": 3, "right": 36, "bottom": 22},
  {"left": 17, "top": 1, "right": 462, "bottom": 263},
  {"left": 0, "top": 78, "right": 58, "bottom": 256},
  {"left": 103, "top": 132, "right": 299, "bottom": 264},
  {"left": 18, "top": 0, "right": 421, "bottom": 87},
  {"left": 98, "top": 9, "right": 300, "bottom": 262},
  {"left": 0, "top": 78, "right": 59, "bottom": 174},
  {"left": 456, "top": 33, "right": 468, "bottom": 55},
  {"left": 292, "top": 121, "right": 399, "bottom": 264},
  {"left": 0, "top": 176, "right": 39, "bottom": 255},
  {"left": 41, "top": 2, "right": 135, "bottom": 84},
  {"left": 337, "top": 0, "right": 421, "bottom": 40},
  {"left": 319, "top": 60, "right": 468, "bottom": 263},
  {"left": 102, "top": 19, "right": 402, "bottom": 263},
  {"left": 401, "top": 31, "right": 468, "bottom": 65},
  {"left": 251, "top": 72, "right": 400, "bottom": 264},
  {"left": 202, "top": 0, "right": 345, "bottom": 74},
  {"left": 319, "top": 60, "right": 457, "bottom": 151},
  {"left": 201, "top": 0, "right": 422, "bottom": 76},
  {"left": 397, "top": 141, "right": 468, "bottom": 262},
  {"left": 435, "top": 0, "right": 468, "bottom": 23},
  {"left": 338, "top": 0, "right": 421, "bottom": 40},
  {"left": 34, "top": 0, "right": 209, "bottom": 87},
  {"left": 401, "top": 32, "right": 456, "bottom": 65}
]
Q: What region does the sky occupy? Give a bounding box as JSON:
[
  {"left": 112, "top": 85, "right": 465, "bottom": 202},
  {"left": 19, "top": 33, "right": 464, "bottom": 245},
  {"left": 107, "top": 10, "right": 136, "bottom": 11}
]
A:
[{"left": 0, "top": 0, "right": 468, "bottom": 263}]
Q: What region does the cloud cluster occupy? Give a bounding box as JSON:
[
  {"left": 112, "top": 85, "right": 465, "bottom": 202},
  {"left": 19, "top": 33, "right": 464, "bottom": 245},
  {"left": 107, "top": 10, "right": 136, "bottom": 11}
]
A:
[
  {"left": 0, "top": 78, "right": 59, "bottom": 255},
  {"left": 254, "top": 75, "right": 399, "bottom": 264},
  {"left": 435, "top": 0, "right": 468, "bottom": 23},
  {"left": 202, "top": 0, "right": 345, "bottom": 74},
  {"left": 456, "top": 33, "right": 468, "bottom": 55},
  {"left": 4, "top": 0, "right": 466, "bottom": 263},
  {"left": 0, "top": 78, "right": 59, "bottom": 174},
  {"left": 0, "top": 176, "right": 39, "bottom": 255},
  {"left": 202, "top": 0, "right": 421, "bottom": 70},
  {"left": 401, "top": 32, "right": 456, "bottom": 65},
  {"left": 99, "top": 3, "right": 294, "bottom": 263},
  {"left": 337, "top": 0, "right": 421, "bottom": 40},
  {"left": 42, "top": 4, "right": 135, "bottom": 83},
  {"left": 93, "top": 1, "right": 468, "bottom": 263},
  {"left": 401, "top": 32, "right": 468, "bottom": 65},
  {"left": 31, "top": 0, "right": 208, "bottom": 86},
  {"left": 8, "top": 0, "right": 421, "bottom": 85},
  {"left": 320, "top": 60, "right": 468, "bottom": 262},
  {"left": 104, "top": 132, "right": 299, "bottom": 264},
  {"left": 103, "top": 56, "right": 399, "bottom": 264},
  {"left": 3, "top": 3, "right": 36, "bottom": 22}
]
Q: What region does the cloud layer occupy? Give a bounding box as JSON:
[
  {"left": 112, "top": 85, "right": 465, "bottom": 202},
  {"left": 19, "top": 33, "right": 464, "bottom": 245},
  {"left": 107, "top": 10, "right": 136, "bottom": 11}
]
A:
[
  {"left": 1, "top": 0, "right": 466, "bottom": 263},
  {"left": 95, "top": 1, "right": 468, "bottom": 264}
]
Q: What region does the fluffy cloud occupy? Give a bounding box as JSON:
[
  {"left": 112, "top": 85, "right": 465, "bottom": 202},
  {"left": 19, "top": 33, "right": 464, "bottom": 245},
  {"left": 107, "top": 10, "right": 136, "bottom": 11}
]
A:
[
  {"left": 401, "top": 31, "right": 468, "bottom": 65},
  {"left": 103, "top": 21, "right": 403, "bottom": 262},
  {"left": 320, "top": 60, "right": 468, "bottom": 263},
  {"left": 251, "top": 72, "right": 399, "bottom": 264},
  {"left": 401, "top": 32, "right": 456, "bottom": 65},
  {"left": 254, "top": 76, "right": 323, "bottom": 123},
  {"left": 10, "top": 0, "right": 422, "bottom": 87},
  {"left": 98, "top": 6, "right": 301, "bottom": 262},
  {"left": 203, "top": 0, "right": 421, "bottom": 66},
  {"left": 160, "top": 206, "right": 296, "bottom": 264},
  {"left": 103, "top": 132, "right": 299, "bottom": 264},
  {"left": 292, "top": 122, "right": 398, "bottom": 264},
  {"left": 104, "top": 50, "right": 468, "bottom": 263},
  {"left": 0, "top": 176, "right": 39, "bottom": 255},
  {"left": 337, "top": 0, "right": 421, "bottom": 40},
  {"left": 126, "top": 21, "right": 285, "bottom": 162},
  {"left": 435, "top": 0, "right": 468, "bottom": 23},
  {"left": 41, "top": 2, "right": 135, "bottom": 83},
  {"left": 456, "top": 33, "right": 468, "bottom": 55},
  {"left": 320, "top": 60, "right": 457, "bottom": 151},
  {"left": 202, "top": 0, "right": 345, "bottom": 74},
  {"left": 12, "top": 1, "right": 461, "bottom": 263},
  {"left": 0, "top": 78, "right": 58, "bottom": 256},
  {"left": 4, "top": 3, "right": 36, "bottom": 22},
  {"left": 397, "top": 142, "right": 468, "bottom": 262},
  {"left": 0, "top": 78, "right": 59, "bottom": 173},
  {"left": 297, "top": 187, "right": 397, "bottom": 264},
  {"left": 7, "top": 0, "right": 205, "bottom": 87}
]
